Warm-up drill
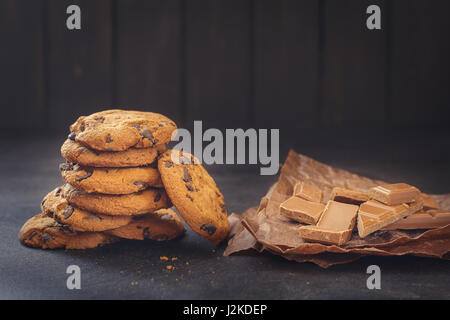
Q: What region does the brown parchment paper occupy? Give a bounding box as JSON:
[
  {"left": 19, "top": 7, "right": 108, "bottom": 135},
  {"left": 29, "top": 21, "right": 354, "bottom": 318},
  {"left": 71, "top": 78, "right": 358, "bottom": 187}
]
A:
[{"left": 224, "top": 150, "right": 450, "bottom": 268}]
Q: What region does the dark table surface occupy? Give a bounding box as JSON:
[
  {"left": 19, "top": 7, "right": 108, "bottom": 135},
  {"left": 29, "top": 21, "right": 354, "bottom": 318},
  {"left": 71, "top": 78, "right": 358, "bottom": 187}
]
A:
[{"left": 1, "top": 129, "right": 449, "bottom": 299}]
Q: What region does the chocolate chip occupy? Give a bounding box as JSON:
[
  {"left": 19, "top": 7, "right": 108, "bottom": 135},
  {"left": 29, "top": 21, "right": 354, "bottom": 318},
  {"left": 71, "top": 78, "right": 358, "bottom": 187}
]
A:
[
  {"left": 96, "top": 117, "right": 104, "bottom": 123},
  {"left": 29, "top": 231, "right": 38, "bottom": 240},
  {"left": 154, "top": 193, "right": 161, "bottom": 202},
  {"left": 153, "top": 234, "right": 169, "bottom": 241},
  {"left": 165, "top": 161, "right": 173, "bottom": 168},
  {"left": 220, "top": 203, "right": 227, "bottom": 213},
  {"left": 186, "top": 184, "right": 194, "bottom": 192},
  {"left": 106, "top": 134, "right": 112, "bottom": 143},
  {"left": 183, "top": 168, "right": 192, "bottom": 183},
  {"left": 40, "top": 232, "right": 53, "bottom": 243},
  {"left": 140, "top": 129, "right": 154, "bottom": 143},
  {"left": 63, "top": 206, "right": 74, "bottom": 219},
  {"left": 132, "top": 215, "right": 145, "bottom": 221},
  {"left": 136, "top": 225, "right": 142, "bottom": 229},
  {"left": 59, "top": 163, "right": 73, "bottom": 171},
  {"left": 134, "top": 181, "right": 147, "bottom": 188},
  {"left": 132, "top": 124, "right": 141, "bottom": 130},
  {"left": 68, "top": 132, "right": 76, "bottom": 141},
  {"left": 75, "top": 171, "right": 93, "bottom": 182},
  {"left": 186, "top": 194, "right": 194, "bottom": 202},
  {"left": 143, "top": 227, "right": 151, "bottom": 239},
  {"left": 200, "top": 224, "right": 216, "bottom": 235},
  {"left": 80, "top": 124, "right": 85, "bottom": 132}
]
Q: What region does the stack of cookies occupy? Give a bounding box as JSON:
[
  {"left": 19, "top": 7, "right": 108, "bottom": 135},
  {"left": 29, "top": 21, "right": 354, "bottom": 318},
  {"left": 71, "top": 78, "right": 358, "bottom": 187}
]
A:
[{"left": 19, "top": 110, "right": 229, "bottom": 249}]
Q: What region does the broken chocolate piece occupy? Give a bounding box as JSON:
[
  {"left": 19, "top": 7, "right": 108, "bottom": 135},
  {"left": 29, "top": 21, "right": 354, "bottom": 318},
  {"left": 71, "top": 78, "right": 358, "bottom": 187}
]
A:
[
  {"left": 299, "top": 200, "right": 359, "bottom": 245},
  {"left": 63, "top": 206, "right": 74, "bottom": 219},
  {"left": 369, "top": 183, "right": 420, "bottom": 205},
  {"left": 280, "top": 196, "right": 325, "bottom": 224},
  {"left": 68, "top": 132, "right": 76, "bottom": 141},
  {"left": 357, "top": 199, "right": 423, "bottom": 237},
  {"left": 383, "top": 210, "right": 450, "bottom": 230},
  {"left": 293, "top": 181, "right": 322, "bottom": 203},
  {"left": 140, "top": 129, "right": 154, "bottom": 143},
  {"left": 330, "top": 187, "right": 369, "bottom": 205}
]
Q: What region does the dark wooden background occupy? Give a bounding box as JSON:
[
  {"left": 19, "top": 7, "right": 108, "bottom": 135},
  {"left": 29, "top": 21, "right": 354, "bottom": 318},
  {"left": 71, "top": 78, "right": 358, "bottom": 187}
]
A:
[{"left": 0, "top": 0, "right": 449, "bottom": 134}]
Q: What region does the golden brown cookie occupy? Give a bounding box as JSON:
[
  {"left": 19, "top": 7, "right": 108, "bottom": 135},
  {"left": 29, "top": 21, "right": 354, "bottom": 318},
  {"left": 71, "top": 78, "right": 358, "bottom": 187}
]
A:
[
  {"left": 61, "top": 139, "right": 166, "bottom": 168},
  {"left": 59, "top": 162, "right": 163, "bottom": 194},
  {"left": 62, "top": 184, "right": 171, "bottom": 216},
  {"left": 18, "top": 213, "right": 118, "bottom": 249},
  {"left": 158, "top": 150, "right": 229, "bottom": 245},
  {"left": 69, "top": 109, "right": 177, "bottom": 151},
  {"left": 41, "top": 187, "right": 132, "bottom": 232},
  {"left": 106, "top": 208, "right": 186, "bottom": 240}
]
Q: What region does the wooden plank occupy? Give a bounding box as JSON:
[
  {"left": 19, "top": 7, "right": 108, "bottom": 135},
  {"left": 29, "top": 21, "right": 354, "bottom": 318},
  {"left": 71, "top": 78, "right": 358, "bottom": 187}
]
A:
[
  {"left": 185, "top": 0, "right": 251, "bottom": 130},
  {"left": 0, "top": 0, "right": 45, "bottom": 130},
  {"left": 321, "top": 0, "right": 386, "bottom": 126},
  {"left": 390, "top": 0, "right": 450, "bottom": 126},
  {"left": 46, "top": 0, "right": 113, "bottom": 131},
  {"left": 115, "top": 0, "right": 182, "bottom": 125},
  {"left": 254, "top": 0, "right": 319, "bottom": 134}
]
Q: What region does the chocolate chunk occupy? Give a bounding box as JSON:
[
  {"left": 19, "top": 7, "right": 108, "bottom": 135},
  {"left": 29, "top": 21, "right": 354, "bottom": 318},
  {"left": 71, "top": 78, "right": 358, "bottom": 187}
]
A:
[
  {"left": 96, "top": 117, "right": 104, "bottom": 123},
  {"left": 68, "top": 132, "right": 76, "bottom": 141},
  {"left": 133, "top": 181, "right": 147, "bottom": 188},
  {"left": 220, "top": 203, "right": 227, "bottom": 213},
  {"left": 186, "top": 184, "right": 194, "bottom": 192},
  {"left": 106, "top": 134, "right": 113, "bottom": 143},
  {"left": 75, "top": 171, "right": 93, "bottom": 182},
  {"left": 200, "top": 224, "right": 217, "bottom": 235},
  {"left": 29, "top": 231, "right": 38, "bottom": 240},
  {"left": 186, "top": 194, "right": 194, "bottom": 202},
  {"left": 153, "top": 234, "right": 169, "bottom": 241},
  {"left": 63, "top": 206, "right": 74, "bottom": 219},
  {"left": 40, "top": 232, "right": 53, "bottom": 243},
  {"left": 132, "top": 124, "right": 141, "bottom": 130},
  {"left": 132, "top": 215, "right": 145, "bottom": 221},
  {"left": 165, "top": 161, "right": 173, "bottom": 168},
  {"left": 140, "top": 129, "right": 154, "bottom": 143},
  {"left": 143, "top": 227, "right": 151, "bottom": 239},
  {"left": 80, "top": 124, "right": 85, "bottom": 132},
  {"left": 182, "top": 168, "right": 192, "bottom": 183},
  {"left": 154, "top": 193, "right": 161, "bottom": 202},
  {"left": 59, "top": 163, "right": 74, "bottom": 171}
]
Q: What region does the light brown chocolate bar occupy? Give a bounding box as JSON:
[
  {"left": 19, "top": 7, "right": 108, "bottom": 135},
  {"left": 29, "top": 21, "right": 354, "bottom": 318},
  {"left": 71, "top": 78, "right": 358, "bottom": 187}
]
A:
[
  {"left": 280, "top": 196, "right": 325, "bottom": 224},
  {"left": 299, "top": 200, "right": 359, "bottom": 245},
  {"left": 368, "top": 183, "right": 420, "bottom": 205},
  {"left": 357, "top": 199, "right": 423, "bottom": 237},
  {"left": 421, "top": 193, "right": 440, "bottom": 210},
  {"left": 293, "top": 181, "right": 323, "bottom": 203},
  {"left": 330, "top": 187, "right": 369, "bottom": 205},
  {"left": 383, "top": 210, "right": 450, "bottom": 230}
]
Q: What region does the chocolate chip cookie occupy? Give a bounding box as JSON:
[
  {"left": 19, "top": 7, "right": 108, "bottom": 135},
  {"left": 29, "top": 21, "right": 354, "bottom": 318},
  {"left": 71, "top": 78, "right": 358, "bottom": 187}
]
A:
[
  {"left": 61, "top": 139, "right": 165, "bottom": 168},
  {"left": 158, "top": 150, "right": 229, "bottom": 245},
  {"left": 106, "top": 208, "right": 186, "bottom": 240},
  {"left": 60, "top": 162, "right": 163, "bottom": 194},
  {"left": 69, "top": 109, "right": 177, "bottom": 151},
  {"left": 62, "top": 184, "right": 171, "bottom": 216},
  {"left": 41, "top": 187, "right": 132, "bottom": 232},
  {"left": 18, "top": 213, "right": 118, "bottom": 249}
]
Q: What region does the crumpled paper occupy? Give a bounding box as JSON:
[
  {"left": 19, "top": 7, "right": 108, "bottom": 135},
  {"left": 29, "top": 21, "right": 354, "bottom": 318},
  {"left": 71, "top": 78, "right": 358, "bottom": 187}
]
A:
[{"left": 224, "top": 150, "right": 450, "bottom": 268}]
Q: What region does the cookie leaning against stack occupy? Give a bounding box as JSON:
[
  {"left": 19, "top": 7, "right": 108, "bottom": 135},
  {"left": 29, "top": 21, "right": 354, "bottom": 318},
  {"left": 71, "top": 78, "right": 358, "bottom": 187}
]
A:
[{"left": 19, "top": 110, "right": 186, "bottom": 249}]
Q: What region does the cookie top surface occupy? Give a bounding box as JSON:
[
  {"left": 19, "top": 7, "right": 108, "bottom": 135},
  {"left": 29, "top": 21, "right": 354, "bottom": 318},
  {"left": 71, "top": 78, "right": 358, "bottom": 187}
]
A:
[
  {"left": 69, "top": 109, "right": 177, "bottom": 151},
  {"left": 106, "top": 208, "right": 186, "bottom": 241},
  {"left": 18, "top": 213, "right": 118, "bottom": 249},
  {"left": 61, "top": 139, "right": 166, "bottom": 168},
  {"left": 62, "top": 184, "right": 171, "bottom": 216},
  {"left": 41, "top": 187, "right": 132, "bottom": 232},
  {"left": 60, "top": 162, "right": 163, "bottom": 194},
  {"left": 158, "top": 150, "right": 229, "bottom": 245}
]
